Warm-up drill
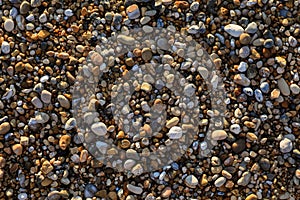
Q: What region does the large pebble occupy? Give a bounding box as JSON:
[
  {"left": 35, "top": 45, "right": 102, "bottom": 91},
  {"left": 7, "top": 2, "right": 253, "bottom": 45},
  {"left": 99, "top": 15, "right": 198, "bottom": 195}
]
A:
[
  {"left": 65, "top": 118, "right": 76, "bottom": 130},
  {"left": 0, "top": 122, "right": 11, "bottom": 135},
  {"left": 84, "top": 184, "right": 98, "bottom": 198},
  {"left": 277, "top": 78, "right": 290, "bottom": 96},
  {"left": 280, "top": 138, "right": 293, "bottom": 153},
  {"left": 214, "top": 177, "right": 226, "bottom": 187},
  {"left": 12, "top": 144, "right": 23, "bottom": 155},
  {"left": 31, "top": 96, "right": 43, "bottom": 108},
  {"left": 211, "top": 130, "right": 228, "bottom": 140},
  {"left": 126, "top": 4, "right": 140, "bottom": 19},
  {"left": 245, "top": 22, "right": 258, "bottom": 33},
  {"left": 4, "top": 19, "right": 14, "bottom": 32},
  {"left": 91, "top": 122, "right": 107, "bottom": 136},
  {"left": 20, "top": 1, "right": 31, "bottom": 14},
  {"left": 57, "top": 95, "right": 70, "bottom": 109},
  {"left": 224, "top": 24, "right": 244, "bottom": 37},
  {"left": 290, "top": 84, "right": 300, "bottom": 94}
]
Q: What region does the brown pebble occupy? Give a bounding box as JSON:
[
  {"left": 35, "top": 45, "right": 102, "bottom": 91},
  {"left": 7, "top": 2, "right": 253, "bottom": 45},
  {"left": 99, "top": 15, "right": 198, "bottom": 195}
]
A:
[
  {"left": 80, "top": 150, "right": 88, "bottom": 163},
  {"left": 59, "top": 135, "right": 71, "bottom": 150},
  {"left": 0, "top": 157, "right": 6, "bottom": 168},
  {"left": 12, "top": 144, "right": 23, "bottom": 155},
  {"left": 239, "top": 33, "right": 251, "bottom": 45},
  {"left": 0, "top": 122, "right": 11, "bottom": 135},
  {"left": 232, "top": 139, "right": 246, "bottom": 153},
  {"left": 161, "top": 187, "right": 172, "bottom": 198},
  {"left": 245, "top": 194, "right": 258, "bottom": 200}
]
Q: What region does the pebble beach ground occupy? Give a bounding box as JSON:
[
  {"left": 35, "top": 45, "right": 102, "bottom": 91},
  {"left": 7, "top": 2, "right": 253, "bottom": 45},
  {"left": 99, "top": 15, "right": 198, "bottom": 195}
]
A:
[{"left": 0, "top": 0, "right": 300, "bottom": 199}]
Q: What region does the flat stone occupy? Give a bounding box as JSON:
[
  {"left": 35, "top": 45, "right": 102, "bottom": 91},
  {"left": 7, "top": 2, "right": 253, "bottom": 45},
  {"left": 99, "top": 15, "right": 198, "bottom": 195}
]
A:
[
  {"left": 239, "top": 46, "right": 250, "bottom": 58},
  {"left": 117, "top": 35, "right": 135, "bottom": 45},
  {"left": 4, "top": 19, "right": 14, "bottom": 32},
  {"left": 280, "top": 138, "right": 293, "bottom": 153},
  {"left": 0, "top": 122, "right": 11, "bottom": 135},
  {"left": 166, "top": 117, "right": 179, "bottom": 128},
  {"left": 277, "top": 78, "right": 290, "bottom": 96},
  {"left": 167, "top": 126, "right": 183, "bottom": 139},
  {"left": 224, "top": 24, "right": 244, "bottom": 37},
  {"left": 211, "top": 130, "right": 228, "bottom": 140},
  {"left": 91, "top": 122, "right": 107, "bottom": 136},
  {"left": 41, "top": 90, "right": 52, "bottom": 104},
  {"left": 127, "top": 184, "right": 143, "bottom": 194}
]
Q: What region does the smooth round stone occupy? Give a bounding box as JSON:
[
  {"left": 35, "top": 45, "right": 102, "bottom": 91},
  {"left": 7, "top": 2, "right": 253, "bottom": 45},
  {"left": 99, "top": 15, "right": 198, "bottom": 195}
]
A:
[
  {"left": 277, "top": 78, "right": 290, "bottom": 96},
  {"left": 126, "top": 4, "right": 140, "bottom": 19},
  {"left": 264, "top": 39, "right": 274, "bottom": 48},
  {"left": 211, "top": 130, "right": 228, "bottom": 140},
  {"left": 117, "top": 35, "right": 135, "bottom": 45},
  {"left": 0, "top": 122, "right": 11, "bottom": 135},
  {"left": 84, "top": 184, "right": 98, "bottom": 198},
  {"left": 232, "top": 139, "right": 246, "bottom": 153},
  {"left": 260, "top": 82, "right": 270, "bottom": 93},
  {"left": 245, "top": 22, "right": 258, "bottom": 33},
  {"left": 142, "top": 25, "right": 153, "bottom": 33},
  {"left": 252, "top": 38, "right": 264, "bottom": 46},
  {"left": 239, "top": 46, "right": 250, "bottom": 58},
  {"left": 185, "top": 175, "right": 198, "bottom": 188},
  {"left": 198, "top": 67, "right": 209, "bottom": 79},
  {"left": 18, "top": 193, "right": 28, "bottom": 200},
  {"left": 20, "top": 1, "right": 31, "bottom": 14},
  {"left": 57, "top": 95, "right": 70, "bottom": 109},
  {"left": 254, "top": 89, "right": 263, "bottom": 102},
  {"left": 4, "top": 20, "right": 15, "bottom": 32},
  {"left": 12, "top": 144, "right": 23, "bottom": 155},
  {"left": 157, "top": 38, "right": 169, "bottom": 50},
  {"left": 239, "top": 33, "right": 251, "bottom": 45},
  {"left": 238, "top": 61, "right": 248, "bottom": 72},
  {"left": 167, "top": 126, "right": 183, "bottom": 139},
  {"left": 280, "top": 138, "right": 293, "bottom": 153},
  {"left": 161, "top": 187, "right": 172, "bottom": 198},
  {"left": 230, "top": 124, "right": 241, "bottom": 134},
  {"left": 140, "top": 16, "right": 151, "bottom": 25},
  {"left": 124, "top": 159, "right": 136, "bottom": 170},
  {"left": 290, "top": 83, "right": 300, "bottom": 94},
  {"left": 214, "top": 177, "right": 226, "bottom": 187},
  {"left": 1, "top": 41, "right": 10, "bottom": 54},
  {"left": 91, "top": 122, "right": 107, "bottom": 136},
  {"left": 224, "top": 24, "right": 244, "bottom": 37}
]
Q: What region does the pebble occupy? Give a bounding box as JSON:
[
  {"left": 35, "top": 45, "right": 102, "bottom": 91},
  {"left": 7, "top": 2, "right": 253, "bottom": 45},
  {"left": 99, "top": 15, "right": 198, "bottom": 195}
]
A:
[
  {"left": 243, "top": 87, "right": 253, "bottom": 96},
  {"left": 230, "top": 124, "right": 241, "bottom": 134},
  {"left": 59, "top": 135, "right": 71, "bottom": 150},
  {"left": 39, "top": 13, "right": 47, "bottom": 23},
  {"left": 277, "top": 78, "right": 290, "bottom": 96},
  {"left": 117, "top": 35, "right": 135, "bottom": 45},
  {"left": 0, "top": 122, "right": 11, "bottom": 135},
  {"left": 141, "top": 48, "right": 152, "bottom": 61},
  {"left": 4, "top": 19, "right": 14, "bottom": 32},
  {"left": 184, "top": 84, "right": 196, "bottom": 97},
  {"left": 41, "top": 90, "right": 52, "bottom": 104},
  {"left": 127, "top": 184, "right": 143, "bottom": 194},
  {"left": 184, "top": 175, "right": 198, "bottom": 188},
  {"left": 161, "top": 187, "right": 172, "bottom": 198},
  {"left": 31, "top": 96, "right": 43, "bottom": 108},
  {"left": 260, "top": 82, "right": 270, "bottom": 93},
  {"left": 237, "top": 171, "right": 251, "bottom": 186},
  {"left": 65, "top": 118, "right": 76, "bottom": 130},
  {"left": 290, "top": 84, "right": 300, "bottom": 94},
  {"left": 234, "top": 74, "right": 251, "bottom": 86},
  {"left": 20, "top": 1, "right": 31, "bottom": 14},
  {"left": 232, "top": 139, "right": 246, "bottom": 153},
  {"left": 30, "top": 0, "right": 41, "bottom": 7},
  {"left": 214, "top": 177, "right": 226, "bottom": 187},
  {"left": 245, "top": 22, "right": 258, "bottom": 33},
  {"left": 12, "top": 144, "right": 23, "bottom": 155},
  {"left": 167, "top": 126, "right": 183, "bottom": 139},
  {"left": 239, "top": 33, "right": 251, "bottom": 45},
  {"left": 84, "top": 184, "right": 98, "bottom": 198},
  {"left": 57, "top": 95, "right": 70, "bottom": 109},
  {"left": 238, "top": 62, "right": 248, "bottom": 72},
  {"left": 64, "top": 9, "right": 73, "bottom": 17},
  {"left": 91, "top": 122, "right": 107, "bottom": 136},
  {"left": 280, "top": 138, "right": 293, "bottom": 153},
  {"left": 0, "top": 157, "right": 5, "bottom": 168},
  {"left": 239, "top": 46, "right": 250, "bottom": 58},
  {"left": 1, "top": 41, "right": 11, "bottom": 54},
  {"left": 211, "top": 130, "right": 228, "bottom": 140},
  {"left": 264, "top": 39, "right": 274, "bottom": 48},
  {"left": 224, "top": 24, "right": 244, "bottom": 37},
  {"left": 288, "top": 36, "right": 297, "bottom": 47},
  {"left": 254, "top": 89, "right": 263, "bottom": 102},
  {"left": 271, "top": 89, "right": 280, "bottom": 99},
  {"left": 245, "top": 194, "right": 258, "bottom": 200},
  {"left": 126, "top": 4, "right": 140, "bottom": 19}
]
